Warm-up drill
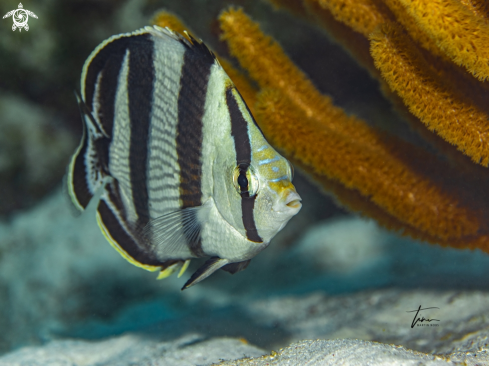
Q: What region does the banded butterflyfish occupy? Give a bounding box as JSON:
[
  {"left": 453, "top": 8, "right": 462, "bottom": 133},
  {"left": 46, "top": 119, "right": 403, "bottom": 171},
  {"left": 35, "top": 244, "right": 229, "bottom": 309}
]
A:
[{"left": 67, "top": 26, "right": 302, "bottom": 289}]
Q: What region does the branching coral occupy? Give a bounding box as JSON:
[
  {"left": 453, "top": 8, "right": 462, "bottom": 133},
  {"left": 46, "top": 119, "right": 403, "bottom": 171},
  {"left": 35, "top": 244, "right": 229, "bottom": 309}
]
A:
[
  {"left": 317, "top": 0, "right": 391, "bottom": 36},
  {"left": 152, "top": 2, "right": 489, "bottom": 253},
  {"left": 370, "top": 23, "right": 489, "bottom": 165},
  {"left": 269, "top": 0, "right": 489, "bottom": 163},
  {"left": 398, "top": 0, "right": 489, "bottom": 81}
]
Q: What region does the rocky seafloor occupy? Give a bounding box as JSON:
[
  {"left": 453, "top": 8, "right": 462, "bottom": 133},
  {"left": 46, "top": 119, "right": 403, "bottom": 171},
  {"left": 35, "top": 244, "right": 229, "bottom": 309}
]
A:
[
  {"left": 2, "top": 0, "right": 489, "bottom": 365},
  {"left": 1, "top": 184, "right": 489, "bottom": 365}
]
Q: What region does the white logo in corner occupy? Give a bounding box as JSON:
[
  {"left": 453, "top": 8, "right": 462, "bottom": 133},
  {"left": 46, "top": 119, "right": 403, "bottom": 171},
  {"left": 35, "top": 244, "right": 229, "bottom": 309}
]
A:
[{"left": 3, "top": 3, "right": 37, "bottom": 32}]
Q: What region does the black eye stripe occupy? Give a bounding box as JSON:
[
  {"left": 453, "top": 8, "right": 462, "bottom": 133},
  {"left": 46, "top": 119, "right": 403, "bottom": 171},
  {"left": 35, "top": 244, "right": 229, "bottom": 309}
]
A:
[
  {"left": 238, "top": 165, "right": 249, "bottom": 195},
  {"left": 226, "top": 87, "right": 263, "bottom": 243}
]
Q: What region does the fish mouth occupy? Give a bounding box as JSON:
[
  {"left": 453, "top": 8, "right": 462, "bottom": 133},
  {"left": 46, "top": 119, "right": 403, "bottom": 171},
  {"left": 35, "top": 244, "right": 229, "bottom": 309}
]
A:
[
  {"left": 271, "top": 189, "right": 302, "bottom": 214},
  {"left": 284, "top": 191, "right": 302, "bottom": 210}
]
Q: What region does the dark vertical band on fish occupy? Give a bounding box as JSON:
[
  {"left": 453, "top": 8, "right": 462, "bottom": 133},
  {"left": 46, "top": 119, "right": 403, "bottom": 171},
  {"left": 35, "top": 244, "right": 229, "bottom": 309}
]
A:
[
  {"left": 84, "top": 38, "right": 130, "bottom": 137},
  {"left": 176, "top": 40, "right": 214, "bottom": 257},
  {"left": 226, "top": 87, "right": 263, "bottom": 243},
  {"left": 127, "top": 34, "right": 155, "bottom": 228},
  {"left": 235, "top": 88, "right": 263, "bottom": 134},
  {"left": 98, "top": 180, "right": 163, "bottom": 266}
]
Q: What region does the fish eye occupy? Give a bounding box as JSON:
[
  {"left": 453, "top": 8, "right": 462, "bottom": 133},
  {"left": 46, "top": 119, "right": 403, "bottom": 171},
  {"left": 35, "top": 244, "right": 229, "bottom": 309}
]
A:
[
  {"left": 238, "top": 173, "right": 248, "bottom": 190},
  {"left": 233, "top": 165, "right": 259, "bottom": 197}
]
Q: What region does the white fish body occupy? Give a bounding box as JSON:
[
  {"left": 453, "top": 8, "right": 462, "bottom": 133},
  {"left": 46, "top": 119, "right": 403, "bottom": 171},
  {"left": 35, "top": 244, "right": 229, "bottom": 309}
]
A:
[{"left": 67, "top": 26, "right": 301, "bottom": 289}]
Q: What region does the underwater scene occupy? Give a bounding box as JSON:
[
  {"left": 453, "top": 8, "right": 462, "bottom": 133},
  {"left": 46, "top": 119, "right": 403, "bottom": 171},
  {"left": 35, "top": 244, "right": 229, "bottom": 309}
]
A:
[{"left": 1, "top": 0, "right": 489, "bottom": 364}]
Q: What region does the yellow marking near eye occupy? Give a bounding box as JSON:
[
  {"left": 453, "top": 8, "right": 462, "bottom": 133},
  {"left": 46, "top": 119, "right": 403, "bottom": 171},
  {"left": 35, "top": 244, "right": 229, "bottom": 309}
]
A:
[
  {"left": 269, "top": 180, "right": 296, "bottom": 193},
  {"left": 271, "top": 182, "right": 301, "bottom": 209}
]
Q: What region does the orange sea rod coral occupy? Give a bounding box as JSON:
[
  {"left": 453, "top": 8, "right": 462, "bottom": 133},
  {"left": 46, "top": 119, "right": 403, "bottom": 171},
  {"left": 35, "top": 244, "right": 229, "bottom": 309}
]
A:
[
  {"left": 370, "top": 23, "right": 489, "bottom": 166},
  {"left": 460, "top": 0, "right": 489, "bottom": 21},
  {"left": 310, "top": 0, "right": 489, "bottom": 80},
  {"left": 151, "top": 6, "right": 489, "bottom": 253},
  {"left": 318, "top": 0, "right": 389, "bottom": 36},
  {"left": 381, "top": 0, "right": 444, "bottom": 58},
  {"left": 254, "top": 88, "right": 479, "bottom": 239},
  {"left": 399, "top": 0, "right": 489, "bottom": 81},
  {"left": 303, "top": 0, "right": 378, "bottom": 75},
  {"left": 277, "top": 0, "right": 489, "bottom": 164},
  {"left": 218, "top": 8, "right": 485, "bottom": 245}
]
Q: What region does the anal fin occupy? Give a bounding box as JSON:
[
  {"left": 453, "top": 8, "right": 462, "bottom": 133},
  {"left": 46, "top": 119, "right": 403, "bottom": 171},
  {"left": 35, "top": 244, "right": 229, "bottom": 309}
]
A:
[
  {"left": 156, "top": 259, "right": 191, "bottom": 280},
  {"left": 178, "top": 259, "right": 191, "bottom": 278},
  {"left": 156, "top": 262, "right": 181, "bottom": 280},
  {"left": 182, "top": 257, "right": 229, "bottom": 290}
]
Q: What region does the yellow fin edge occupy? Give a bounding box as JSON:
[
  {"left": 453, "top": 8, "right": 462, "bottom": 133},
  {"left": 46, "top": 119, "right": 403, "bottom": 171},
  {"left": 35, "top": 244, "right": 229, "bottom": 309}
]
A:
[
  {"left": 96, "top": 211, "right": 161, "bottom": 272},
  {"left": 157, "top": 263, "right": 180, "bottom": 280},
  {"left": 66, "top": 133, "right": 87, "bottom": 212},
  {"left": 157, "top": 258, "right": 192, "bottom": 280},
  {"left": 178, "top": 259, "right": 191, "bottom": 278}
]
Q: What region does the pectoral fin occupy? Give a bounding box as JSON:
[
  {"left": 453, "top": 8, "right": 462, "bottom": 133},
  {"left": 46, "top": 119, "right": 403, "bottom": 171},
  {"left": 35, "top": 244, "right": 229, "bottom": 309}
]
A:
[
  {"left": 140, "top": 206, "right": 204, "bottom": 258},
  {"left": 181, "top": 257, "right": 229, "bottom": 290}
]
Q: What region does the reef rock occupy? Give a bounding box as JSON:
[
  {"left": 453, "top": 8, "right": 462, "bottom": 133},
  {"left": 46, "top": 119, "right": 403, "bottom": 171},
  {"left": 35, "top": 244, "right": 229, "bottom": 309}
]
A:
[{"left": 0, "top": 334, "right": 266, "bottom": 366}]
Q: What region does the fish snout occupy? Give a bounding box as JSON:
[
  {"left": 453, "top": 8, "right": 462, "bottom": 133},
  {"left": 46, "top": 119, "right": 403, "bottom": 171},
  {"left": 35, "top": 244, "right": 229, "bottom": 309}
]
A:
[{"left": 272, "top": 188, "right": 302, "bottom": 214}]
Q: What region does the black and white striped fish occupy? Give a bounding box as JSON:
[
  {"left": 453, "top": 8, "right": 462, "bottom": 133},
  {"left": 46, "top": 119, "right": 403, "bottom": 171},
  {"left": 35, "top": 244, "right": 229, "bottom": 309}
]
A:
[{"left": 67, "top": 26, "right": 302, "bottom": 289}]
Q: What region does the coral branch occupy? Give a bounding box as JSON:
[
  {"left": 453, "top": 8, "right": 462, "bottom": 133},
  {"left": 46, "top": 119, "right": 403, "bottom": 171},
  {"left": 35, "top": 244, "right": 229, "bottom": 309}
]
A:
[
  {"left": 459, "top": 0, "right": 489, "bottom": 21},
  {"left": 255, "top": 88, "right": 479, "bottom": 241},
  {"left": 219, "top": 8, "right": 484, "bottom": 243},
  {"left": 152, "top": 6, "right": 489, "bottom": 252},
  {"left": 220, "top": 8, "right": 332, "bottom": 121},
  {"left": 293, "top": 158, "right": 440, "bottom": 243},
  {"left": 220, "top": 8, "right": 376, "bottom": 144},
  {"left": 317, "top": 0, "right": 390, "bottom": 36},
  {"left": 303, "top": 0, "right": 378, "bottom": 76},
  {"left": 370, "top": 23, "right": 489, "bottom": 166},
  {"left": 381, "top": 0, "right": 444, "bottom": 58},
  {"left": 399, "top": 0, "right": 489, "bottom": 80}
]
